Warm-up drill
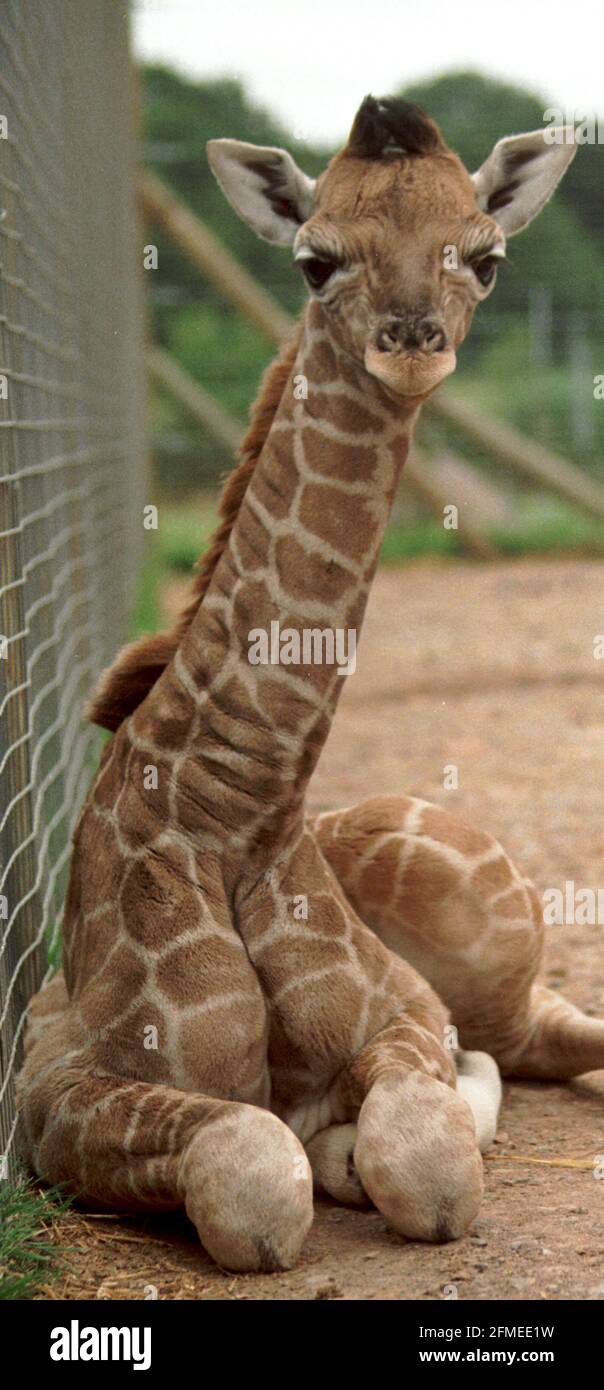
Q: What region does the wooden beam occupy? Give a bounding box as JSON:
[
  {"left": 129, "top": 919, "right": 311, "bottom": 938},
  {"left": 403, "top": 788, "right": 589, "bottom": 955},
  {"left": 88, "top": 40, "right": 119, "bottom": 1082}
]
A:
[
  {"left": 139, "top": 172, "right": 292, "bottom": 345},
  {"left": 422, "top": 450, "right": 515, "bottom": 528},
  {"left": 427, "top": 391, "right": 604, "bottom": 523},
  {"left": 148, "top": 346, "right": 241, "bottom": 454},
  {"left": 404, "top": 449, "right": 496, "bottom": 559}
]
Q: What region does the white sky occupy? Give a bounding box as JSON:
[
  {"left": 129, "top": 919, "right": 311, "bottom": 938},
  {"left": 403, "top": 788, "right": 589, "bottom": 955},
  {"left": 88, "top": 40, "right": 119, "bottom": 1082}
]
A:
[{"left": 132, "top": 0, "right": 604, "bottom": 144}]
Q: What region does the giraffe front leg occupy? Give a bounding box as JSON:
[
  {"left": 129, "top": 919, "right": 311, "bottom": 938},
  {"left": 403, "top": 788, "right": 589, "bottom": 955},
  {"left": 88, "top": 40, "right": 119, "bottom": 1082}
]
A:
[
  {"left": 241, "top": 822, "right": 485, "bottom": 1237},
  {"left": 18, "top": 1002, "right": 313, "bottom": 1273},
  {"left": 178, "top": 1104, "right": 313, "bottom": 1270},
  {"left": 332, "top": 1020, "right": 485, "bottom": 1243},
  {"left": 306, "top": 1047, "right": 500, "bottom": 1213},
  {"left": 306, "top": 1045, "right": 502, "bottom": 1217}
]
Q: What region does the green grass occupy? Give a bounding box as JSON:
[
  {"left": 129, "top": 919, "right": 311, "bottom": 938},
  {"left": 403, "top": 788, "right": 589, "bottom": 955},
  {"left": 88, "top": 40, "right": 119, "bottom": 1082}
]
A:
[
  {"left": 130, "top": 546, "right": 161, "bottom": 638},
  {"left": 156, "top": 497, "right": 218, "bottom": 573},
  {"left": 380, "top": 521, "right": 462, "bottom": 561},
  {"left": 0, "top": 1180, "right": 71, "bottom": 1300},
  {"left": 492, "top": 498, "right": 604, "bottom": 556},
  {"left": 383, "top": 511, "right": 604, "bottom": 563},
  {"left": 130, "top": 497, "right": 218, "bottom": 640}
]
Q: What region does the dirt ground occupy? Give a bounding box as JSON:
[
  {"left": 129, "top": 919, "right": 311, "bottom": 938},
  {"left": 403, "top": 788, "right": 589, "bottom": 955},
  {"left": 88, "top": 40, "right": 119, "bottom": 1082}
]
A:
[{"left": 41, "top": 557, "right": 604, "bottom": 1301}]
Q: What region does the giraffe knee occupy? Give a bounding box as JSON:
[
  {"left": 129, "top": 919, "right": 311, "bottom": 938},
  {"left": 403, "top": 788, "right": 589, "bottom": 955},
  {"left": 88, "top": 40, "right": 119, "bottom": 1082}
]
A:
[
  {"left": 178, "top": 1106, "right": 313, "bottom": 1271},
  {"left": 353, "top": 1071, "right": 483, "bottom": 1242}
]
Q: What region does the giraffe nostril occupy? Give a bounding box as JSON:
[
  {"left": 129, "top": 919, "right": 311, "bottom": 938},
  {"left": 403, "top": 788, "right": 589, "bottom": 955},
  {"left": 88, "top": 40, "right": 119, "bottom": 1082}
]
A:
[
  {"left": 377, "top": 321, "right": 402, "bottom": 353},
  {"left": 419, "top": 320, "right": 447, "bottom": 353},
  {"left": 377, "top": 316, "right": 447, "bottom": 355},
  {"left": 426, "top": 328, "right": 446, "bottom": 352}
]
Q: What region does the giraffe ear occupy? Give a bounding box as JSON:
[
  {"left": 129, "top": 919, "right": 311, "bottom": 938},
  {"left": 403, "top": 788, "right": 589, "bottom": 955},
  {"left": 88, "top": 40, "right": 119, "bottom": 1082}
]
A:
[
  {"left": 471, "top": 128, "right": 576, "bottom": 236},
  {"left": 207, "top": 139, "right": 316, "bottom": 246}
]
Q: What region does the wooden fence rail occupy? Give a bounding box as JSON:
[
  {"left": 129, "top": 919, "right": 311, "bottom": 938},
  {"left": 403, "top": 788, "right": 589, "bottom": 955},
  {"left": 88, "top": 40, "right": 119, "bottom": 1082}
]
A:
[
  {"left": 148, "top": 346, "right": 242, "bottom": 454},
  {"left": 140, "top": 172, "right": 291, "bottom": 343},
  {"left": 429, "top": 393, "right": 604, "bottom": 523}
]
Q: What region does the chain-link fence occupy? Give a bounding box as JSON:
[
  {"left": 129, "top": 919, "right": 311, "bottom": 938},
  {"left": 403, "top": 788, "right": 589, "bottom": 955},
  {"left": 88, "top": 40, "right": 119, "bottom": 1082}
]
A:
[{"left": 0, "top": 0, "right": 146, "bottom": 1180}]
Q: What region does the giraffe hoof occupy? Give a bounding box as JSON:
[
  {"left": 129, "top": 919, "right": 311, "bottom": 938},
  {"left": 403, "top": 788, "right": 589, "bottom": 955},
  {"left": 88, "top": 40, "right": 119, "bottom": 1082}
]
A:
[
  {"left": 306, "top": 1123, "right": 369, "bottom": 1206},
  {"left": 178, "top": 1106, "right": 313, "bottom": 1271},
  {"left": 353, "top": 1071, "right": 484, "bottom": 1242},
  {"left": 455, "top": 1050, "right": 502, "bottom": 1153}
]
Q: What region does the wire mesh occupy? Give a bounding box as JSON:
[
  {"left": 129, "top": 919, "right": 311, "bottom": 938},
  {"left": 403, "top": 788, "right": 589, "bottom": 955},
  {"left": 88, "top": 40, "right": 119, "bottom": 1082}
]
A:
[{"left": 0, "top": 0, "right": 146, "bottom": 1180}]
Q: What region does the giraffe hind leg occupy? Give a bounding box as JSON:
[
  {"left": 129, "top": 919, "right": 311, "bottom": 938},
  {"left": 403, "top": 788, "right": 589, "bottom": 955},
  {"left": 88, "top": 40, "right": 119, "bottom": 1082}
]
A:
[
  {"left": 501, "top": 984, "right": 604, "bottom": 1080},
  {"left": 313, "top": 796, "right": 604, "bottom": 1081},
  {"left": 306, "top": 1123, "right": 369, "bottom": 1207},
  {"left": 455, "top": 1050, "right": 502, "bottom": 1150}
]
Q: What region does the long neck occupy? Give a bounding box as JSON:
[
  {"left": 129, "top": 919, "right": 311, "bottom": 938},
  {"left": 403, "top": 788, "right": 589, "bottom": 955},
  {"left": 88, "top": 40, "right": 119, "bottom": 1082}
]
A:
[{"left": 148, "top": 305, "right": 419, "bottom": 855}]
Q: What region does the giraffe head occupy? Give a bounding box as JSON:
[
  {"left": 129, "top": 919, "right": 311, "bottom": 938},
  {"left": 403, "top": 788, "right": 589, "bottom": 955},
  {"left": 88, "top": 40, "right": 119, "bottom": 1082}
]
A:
[{"left": 208, "top": 97, "right": 575, "bottom": 400}]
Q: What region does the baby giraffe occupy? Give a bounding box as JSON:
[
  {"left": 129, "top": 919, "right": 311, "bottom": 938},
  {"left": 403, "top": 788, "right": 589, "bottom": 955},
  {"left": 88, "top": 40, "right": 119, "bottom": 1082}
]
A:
[{"left": 19, "top": 98, "right": 598, "bottom": 1274}]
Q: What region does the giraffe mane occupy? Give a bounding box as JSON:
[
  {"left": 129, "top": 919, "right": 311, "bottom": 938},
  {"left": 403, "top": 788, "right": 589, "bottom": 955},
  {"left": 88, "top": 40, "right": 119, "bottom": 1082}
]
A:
[{"left": 87, "top": 323, "right": 303, "bottom": 733}]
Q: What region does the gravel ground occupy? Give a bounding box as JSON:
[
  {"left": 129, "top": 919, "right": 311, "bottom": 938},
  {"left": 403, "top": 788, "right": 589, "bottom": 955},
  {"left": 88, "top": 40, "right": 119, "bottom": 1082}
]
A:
[{"left": 40, "top": 558, "right": 604, "bottom": 1301}]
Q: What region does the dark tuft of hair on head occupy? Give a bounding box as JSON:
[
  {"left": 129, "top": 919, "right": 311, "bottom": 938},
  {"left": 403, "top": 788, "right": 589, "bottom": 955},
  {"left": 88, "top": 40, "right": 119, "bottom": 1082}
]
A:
[{"left": 345, "top": 95, "right": 444, "bottom": 160}]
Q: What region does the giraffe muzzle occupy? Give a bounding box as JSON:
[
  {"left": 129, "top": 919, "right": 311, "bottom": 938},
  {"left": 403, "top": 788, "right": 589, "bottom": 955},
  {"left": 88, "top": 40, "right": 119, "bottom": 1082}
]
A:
[
  {"left": 376, "top": 315, "right": 448, "bottom": 356},
  {"left": 365, "top": 316, "right": 457, "bottom": 398}
]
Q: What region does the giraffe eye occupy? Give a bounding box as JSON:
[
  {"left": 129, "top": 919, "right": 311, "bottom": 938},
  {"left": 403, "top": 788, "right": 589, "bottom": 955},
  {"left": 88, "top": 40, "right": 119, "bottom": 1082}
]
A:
[
  {"left": 299, "top": 256, "right": 338, "bottom": 291},
  {"left": 472, "top": 255, "right": 498, "bottom": 288}
]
